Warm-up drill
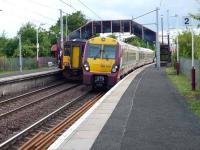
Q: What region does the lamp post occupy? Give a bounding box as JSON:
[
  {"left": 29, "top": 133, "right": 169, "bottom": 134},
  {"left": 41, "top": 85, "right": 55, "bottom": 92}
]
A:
[
  {"left": 156, "top": 7, "right": 160, "bottom": 69},
  {"left": 59, "top": 9, "right": 64, "bottom": 69},
  {"left": 169, "top": 14, "right": 179, "bottom": 74},
  {"left": 168, "top": 14, "right": 178, "bottom": 70},
  {"left": 191, "top": 28, "right": 195, "bottom": 90},
  {"left": 36, "top": 23, "right": 45, "bottom": 66},
  {"left": 65, "top": 13, "right": 68, "bottom": 41},
  {"left": 174, "top": 15, "right": 180, "bottom": 75},
  {"left": 36, "top": 28, "right": 39, "bottom": 63},
  {"left": 161, "top": 14, "right": 164, "bottom": 45},
  {"left": 167, "top": 10, "right": 170, "bottom": 50},
  {"left": 18, "top": 34, "right": 22, "bottom": 72}
]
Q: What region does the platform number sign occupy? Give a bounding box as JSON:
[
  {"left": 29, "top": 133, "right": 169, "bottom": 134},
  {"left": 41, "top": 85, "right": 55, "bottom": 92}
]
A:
[{"left": 183, "top": 16, "right": 191, "bottom": 26}]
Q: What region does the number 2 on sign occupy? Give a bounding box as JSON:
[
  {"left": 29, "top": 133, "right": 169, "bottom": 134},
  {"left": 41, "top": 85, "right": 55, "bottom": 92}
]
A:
[{"left": 185, "top": 18, "right": 189, "bottom": 25}]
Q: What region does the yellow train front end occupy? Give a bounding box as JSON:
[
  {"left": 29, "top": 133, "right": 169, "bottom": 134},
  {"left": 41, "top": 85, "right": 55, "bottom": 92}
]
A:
[
  {"left": 62, "top": 39, "right": 86, "bottom": 80},
  {"left": 83, "top": 37, "right": 120, "bottom": 89}
]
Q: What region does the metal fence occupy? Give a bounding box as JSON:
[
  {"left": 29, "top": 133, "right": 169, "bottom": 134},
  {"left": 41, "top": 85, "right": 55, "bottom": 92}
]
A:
[
  {"left": 180, "top": 57, "right": 200, "bottom": 88},
  {"left": 0, "top": 57, "right": 57, "bottom": 71}
]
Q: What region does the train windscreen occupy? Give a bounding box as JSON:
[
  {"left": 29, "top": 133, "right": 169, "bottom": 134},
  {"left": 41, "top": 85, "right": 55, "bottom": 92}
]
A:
[
  {"left": 64, "top": 45, "right": 70, "bottom": 56},
  {"left": 88, "top": 44, "right": 116, "bottom": 59},
  {"left": 88, "top": 44, "right": 101, "bottom": 58},
  {"left": 102, "top": 45, "right": 116, "bottom": 59}
]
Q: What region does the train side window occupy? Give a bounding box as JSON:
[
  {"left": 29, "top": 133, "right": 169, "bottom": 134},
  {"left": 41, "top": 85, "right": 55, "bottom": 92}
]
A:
[
  {"left": 128, "top": 52, "right": 136, "bottom": 62},
  {"left": 133, "top": 53, "right": 136, "bottom": 60},
  {"left": 126, "top": 52, "right": 129, "bottom": 61}
]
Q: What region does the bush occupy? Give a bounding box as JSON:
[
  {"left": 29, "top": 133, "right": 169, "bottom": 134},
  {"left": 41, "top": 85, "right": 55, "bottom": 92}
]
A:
[{"left": 178, "top": 31, "right": 200, "bottom": 59}]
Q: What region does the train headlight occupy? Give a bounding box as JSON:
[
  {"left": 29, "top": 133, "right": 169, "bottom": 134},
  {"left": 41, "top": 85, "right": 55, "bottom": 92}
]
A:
[
  {"left": 83, "top": 62, "right": 90, "bottom": 72},
  {"left": 111, "top": 65, "right": 118, "bottom": 73},
  {"left": 85, "top": 66, "right": 89, "bottom": 71}
]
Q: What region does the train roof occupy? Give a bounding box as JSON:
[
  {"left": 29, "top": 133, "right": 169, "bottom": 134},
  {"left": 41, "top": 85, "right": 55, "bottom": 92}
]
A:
[
  {"left": 119, "top": 40, "right": 154, "bottom": 53},
  {"left": 87, "top": 36, "right": 154, "bottom": 53},
  {"left": 88, "top": 37, "right": 118, "bottom": 45},
  {"left": 64, "top": 39, "right": 86, "bottom": 45},
  {"left": 140, "top": 47, "right": 154, "bottom": 53}
]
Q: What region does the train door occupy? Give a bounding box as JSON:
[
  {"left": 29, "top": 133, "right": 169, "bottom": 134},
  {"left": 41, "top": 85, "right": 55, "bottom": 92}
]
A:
[{"left": 71, "top": 46, "right": 80, "bottom": 69}]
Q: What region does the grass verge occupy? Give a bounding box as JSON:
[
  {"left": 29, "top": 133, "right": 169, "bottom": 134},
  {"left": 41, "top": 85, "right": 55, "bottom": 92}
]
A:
[{"left": 166, "top": 67, "right": 200, "bottom": 117}]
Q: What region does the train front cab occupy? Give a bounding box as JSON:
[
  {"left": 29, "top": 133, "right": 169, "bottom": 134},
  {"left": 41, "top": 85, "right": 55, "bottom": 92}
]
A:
[
  {"left": 83, "top": 37, "right": 120, "bottom": 89},
  {"left": 62, "top": 40, "right": 86, "bottom": 79}
]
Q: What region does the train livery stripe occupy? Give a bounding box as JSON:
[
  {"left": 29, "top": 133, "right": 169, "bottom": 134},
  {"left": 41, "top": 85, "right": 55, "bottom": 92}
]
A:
[{"left": 87, "top": 58, "right": 115, "bottom": 73}]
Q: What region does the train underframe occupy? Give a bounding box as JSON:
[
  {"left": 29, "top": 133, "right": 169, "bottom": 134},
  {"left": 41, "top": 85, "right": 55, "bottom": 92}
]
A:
[
  {"left": 83, "top": 61, "right": 154, "bottom": 90},
  {"left": 83, "top": 72, "right": 119, "bottom": 89},
  {"left": 62, "top": 66, "right": 83, "bottom": 81}
]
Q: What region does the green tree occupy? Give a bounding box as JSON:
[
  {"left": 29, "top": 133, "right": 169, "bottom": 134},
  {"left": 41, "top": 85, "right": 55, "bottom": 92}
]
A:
[
  {"left": 18, "top": 22, "right": 36, "bottom": 44},
  {"left": 1, "top": 11, "right": 88, "bottom": 58},
  {"left": 38, "top": 30, "right": 51, "bottom": 57},
  {"left": 4, "top": 38, "right": 18, "bottom": 57},
  {"left": 108, "top": 34, "right": 117, "bottom": 39},
  {"left": 17, "top": 22, "right": 37, "bottom": 57},
  {"left": 0, "top": 31, "right": 8, "bottom": 56},
  {"left": 50, "top": 11, "right": 87, "bottom": 40},
  {"left": 125, "top": 36, "right": 155, "bottom": 50},
  {"left": 17, "top": 22, "right": 51, "bottom": 57},
  {"left": 178, "top": 31, "right": 200, "bottom": 59},
  {"left": 190, "top": 2, "right": 200, "bottom": 27}
]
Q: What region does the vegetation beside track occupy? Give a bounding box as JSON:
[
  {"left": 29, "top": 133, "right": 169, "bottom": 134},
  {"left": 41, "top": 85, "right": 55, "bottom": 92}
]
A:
[{"left": 166, "top": 67, "right": 200, "bottom": 117}]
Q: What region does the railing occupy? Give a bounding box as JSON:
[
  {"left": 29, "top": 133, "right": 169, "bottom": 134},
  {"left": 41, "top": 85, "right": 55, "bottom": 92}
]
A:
[
  {"left": 0, "top": 57, "right": 57, "bottom": 72},
  {"left": 180, "top": 57, "right": 200, "bottom": 88}
]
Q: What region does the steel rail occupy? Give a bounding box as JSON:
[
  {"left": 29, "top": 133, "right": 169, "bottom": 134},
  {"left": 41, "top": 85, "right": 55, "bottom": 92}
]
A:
[
  {"left": 0, "top": 84, "right": 80, "bottom": 119},
  {"left": 0, "top": 81, "right": 66, "bottom": 105},
  {"left": 0, "top": 91, "right": 92, "bottom": 150},
  {"left": 20, "top": 93, "right": 104, "bottom": 150}
]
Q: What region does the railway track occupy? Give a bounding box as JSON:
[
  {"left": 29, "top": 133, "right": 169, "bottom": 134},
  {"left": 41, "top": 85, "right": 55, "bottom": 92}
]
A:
[
  {"left": 0, "top": 81, "right": 90, "bottom": 148},
  {"left": 0, "top": 84, "right": 80, "bottom": 119},
  {"left": 0, "top": 91, "right": 104, "bottom": 150},
  {"left": 0, "top": 81, "right": 66, "bottom": 104}
]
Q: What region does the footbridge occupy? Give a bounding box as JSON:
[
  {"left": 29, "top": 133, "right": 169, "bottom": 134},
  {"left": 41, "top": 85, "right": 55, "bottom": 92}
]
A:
[{"left": 68, "top": 20, "right": 156, "bottom": 43}]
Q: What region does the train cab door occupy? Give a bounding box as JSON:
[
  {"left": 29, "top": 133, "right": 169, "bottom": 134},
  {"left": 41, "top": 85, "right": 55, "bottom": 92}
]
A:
[{"left": 71, "top": 46, "right": 81, "bottom": 69}]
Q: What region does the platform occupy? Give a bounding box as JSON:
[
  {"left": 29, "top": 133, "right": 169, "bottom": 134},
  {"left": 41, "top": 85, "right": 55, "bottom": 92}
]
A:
[
  {"left": 0, "top": 67, "right": 61, "bottom": 83},
  {"left": 0, "top": 67, "right": 62, "bottom": 97},
  {"left": 48, "top": 65, "right": 200, "bottom": 150}
]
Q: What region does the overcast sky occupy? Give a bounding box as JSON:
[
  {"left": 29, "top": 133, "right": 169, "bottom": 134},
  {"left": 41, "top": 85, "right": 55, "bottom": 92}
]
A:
[{"left": 0, "top": 0, "right": 199, "bottom": 38}]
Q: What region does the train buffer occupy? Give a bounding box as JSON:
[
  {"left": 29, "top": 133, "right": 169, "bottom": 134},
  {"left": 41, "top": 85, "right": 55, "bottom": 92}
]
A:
[{"left": 48, "top": 64, "right": 200, "bottom": 150}]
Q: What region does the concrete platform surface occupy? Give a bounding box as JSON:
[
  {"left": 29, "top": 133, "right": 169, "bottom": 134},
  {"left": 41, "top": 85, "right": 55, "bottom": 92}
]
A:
[
  {"left": 48, "top": 64, "right": 151, "bottom": 150},
  {"left": 0, "top": 67, "right": 61, "bottom": 82},
  {"left": 92, "top": 66, "right": 200, "bottom": 150},
  {"left": 48, "top": 66, "right": 200, "bottom": 150}
]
